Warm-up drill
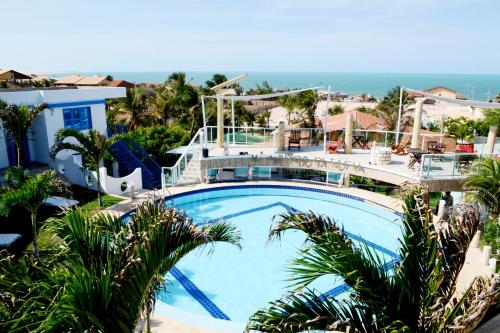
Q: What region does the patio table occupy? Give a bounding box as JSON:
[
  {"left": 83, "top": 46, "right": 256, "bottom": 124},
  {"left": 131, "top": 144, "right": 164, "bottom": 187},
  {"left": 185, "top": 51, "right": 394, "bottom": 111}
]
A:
[{"left": 353, "top": 134, "right": 368, "bottom": 149}]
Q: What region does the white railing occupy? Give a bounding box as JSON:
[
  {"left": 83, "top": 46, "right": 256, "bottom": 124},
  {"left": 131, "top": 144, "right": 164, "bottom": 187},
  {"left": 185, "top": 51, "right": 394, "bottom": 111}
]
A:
[
  {"left": 161, "top": 128, "right": 203, "bottom": 188},
  {"left": 348, "top": 129, "right": 446, "bottom": 149},
  {"left": 419, "top": 152, "right": 500, "bottom": 179},
  {"left": 206, "top": 126, "right": 276, "bottom": 146}
]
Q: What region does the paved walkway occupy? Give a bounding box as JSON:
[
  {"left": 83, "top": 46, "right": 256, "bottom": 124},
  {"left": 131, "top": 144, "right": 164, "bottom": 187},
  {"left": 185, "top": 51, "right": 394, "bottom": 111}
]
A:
[{"left": 105, "top": 181, "right": 495, "bottom": 333}]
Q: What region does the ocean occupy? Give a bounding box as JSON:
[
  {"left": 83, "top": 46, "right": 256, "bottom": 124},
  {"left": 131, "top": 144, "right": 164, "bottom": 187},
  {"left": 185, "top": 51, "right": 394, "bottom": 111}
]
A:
[{"left": 50, "top": 71, "right": 500, "bottom": 100}]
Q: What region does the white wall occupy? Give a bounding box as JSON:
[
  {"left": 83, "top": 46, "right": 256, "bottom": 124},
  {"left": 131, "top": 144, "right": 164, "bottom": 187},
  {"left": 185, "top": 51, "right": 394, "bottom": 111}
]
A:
[
  {"left": 55, "top": 155, "right": 143, "bottom": 196},
  {"left": 0, "top": 123, "right": 9, "bottom": 169},
  {"left": 0, "top": 87, "right": 126, "bottom": 167}
]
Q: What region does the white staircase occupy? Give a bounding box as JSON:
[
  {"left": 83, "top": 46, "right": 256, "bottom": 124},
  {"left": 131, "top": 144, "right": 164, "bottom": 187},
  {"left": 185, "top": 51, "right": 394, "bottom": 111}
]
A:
[{"left": 177, "top": 151, "right": 202, "bottom": 184}]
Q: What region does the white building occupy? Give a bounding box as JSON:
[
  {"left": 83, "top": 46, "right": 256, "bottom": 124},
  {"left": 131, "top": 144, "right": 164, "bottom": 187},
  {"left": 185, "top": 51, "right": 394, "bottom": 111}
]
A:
[{"left": 0, "top": 87, "right": 126, "bottom": 169}]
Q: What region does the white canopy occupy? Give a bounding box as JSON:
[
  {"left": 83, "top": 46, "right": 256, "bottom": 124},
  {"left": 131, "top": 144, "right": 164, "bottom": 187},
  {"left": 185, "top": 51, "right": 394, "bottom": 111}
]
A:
[
  {"left": 406, "top": 88, "right": 500, "bottom": 108},
  {"left": 204, "top": 86, "right": 322, "bottom": 101}
]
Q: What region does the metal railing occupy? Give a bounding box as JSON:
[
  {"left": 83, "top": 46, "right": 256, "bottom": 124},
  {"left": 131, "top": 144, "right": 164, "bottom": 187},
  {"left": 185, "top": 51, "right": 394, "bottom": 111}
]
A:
[
  {"left": 206, "top": 126, "right": 276, "bottom": 146},
  {"left": 419, "top": 152, "right": 500, "bottom": 179},
  {"left": 161, "top": 129, "right": 203, "bottom": 187}
]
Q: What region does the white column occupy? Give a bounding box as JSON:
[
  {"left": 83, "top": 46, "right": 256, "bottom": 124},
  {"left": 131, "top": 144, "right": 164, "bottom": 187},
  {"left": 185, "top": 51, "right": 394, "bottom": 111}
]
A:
[
  {"left": 276, "top": 121, "right": 285, "bottom": 152},
  {"left": 231, "top": 99, "right": 236, "bottom": 145},
  {"left": 217, "top": 96, "right": 224, "bottom": 148},
  {"left": 345, "top": 113, "right": 353, "bottom": 154},
  {"left": 485, "top": 124, "right": 498, "bottom": 154},
  {"left": 411, "top": 99, "right": 424, "bottom": 149},
  {"left": 323, "top": 85, "right": 331, "bottom": 153},
  {"left": 201, "top": 96, "right": 207, "bottom": 146},
  {"left": 395, "top": 86, "right": 404, "bottom": 144}
]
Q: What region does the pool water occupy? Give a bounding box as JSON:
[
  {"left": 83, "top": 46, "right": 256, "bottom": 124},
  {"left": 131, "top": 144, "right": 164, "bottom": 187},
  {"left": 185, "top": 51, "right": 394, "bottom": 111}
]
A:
[{"left": 157, "top": 185, "right": 401, "bottom": 323}]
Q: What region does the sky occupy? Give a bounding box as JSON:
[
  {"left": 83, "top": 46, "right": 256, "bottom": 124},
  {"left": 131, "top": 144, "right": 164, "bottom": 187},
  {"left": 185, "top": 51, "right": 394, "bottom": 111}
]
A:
[{"left": 2, "top": 0, "right": 500, "bottom": 74}]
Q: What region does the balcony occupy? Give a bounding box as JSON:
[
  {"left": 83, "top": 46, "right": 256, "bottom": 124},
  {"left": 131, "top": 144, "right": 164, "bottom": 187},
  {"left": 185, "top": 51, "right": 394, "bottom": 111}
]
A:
[{"left": 163, "top": 126, "right": 499, "bottom": 192}]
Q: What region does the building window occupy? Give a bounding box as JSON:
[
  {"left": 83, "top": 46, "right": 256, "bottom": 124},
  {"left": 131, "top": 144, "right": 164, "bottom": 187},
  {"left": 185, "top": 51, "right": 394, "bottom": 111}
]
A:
[{"left": 63, "top": 106, "right": 92, "bottom": 130}]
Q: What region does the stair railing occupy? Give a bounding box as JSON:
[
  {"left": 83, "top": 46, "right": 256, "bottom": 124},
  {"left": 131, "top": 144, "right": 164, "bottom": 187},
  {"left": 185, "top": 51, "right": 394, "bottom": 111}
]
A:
[
  {"left": 162, "top": 129, "right": 203, "bottom": 188},
  {"left": 109, "top": 140, "right": 159, "bottom": 189}
]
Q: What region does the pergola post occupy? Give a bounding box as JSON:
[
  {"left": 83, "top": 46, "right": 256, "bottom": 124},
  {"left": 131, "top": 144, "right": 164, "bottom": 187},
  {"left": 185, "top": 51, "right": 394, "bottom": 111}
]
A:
[
  {"left": 485, "top": 124, "right": 498, "bottom": 154},
  {"left": 323, "top": 85, "right": 331, "bottom": 153},
  {"left": 231, "top": 99, "right": 236, "bottom": 144},
  {"left": 216, "top": 96, "right": 224, "bottom": 148},
  {"left": 344, "top": 113, "right": 353, "bottom": 154},
  {"left": 411, "top": 99, "right": 424, "bottom": 149},
  {"left": 201, "top": 96, "right": 207, "bottom": 146},
  {"left": 276, "top": 121, "right": 285, "bottom": 152},
  {"left": 395, "top": 86, "right": 404, "bottom": 144}
]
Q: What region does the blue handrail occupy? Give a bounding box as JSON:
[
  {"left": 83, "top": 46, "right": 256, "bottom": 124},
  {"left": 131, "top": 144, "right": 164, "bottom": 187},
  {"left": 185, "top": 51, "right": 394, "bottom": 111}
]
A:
[{"left": 109, "top": 140, "right": 161, "bottom": 189}]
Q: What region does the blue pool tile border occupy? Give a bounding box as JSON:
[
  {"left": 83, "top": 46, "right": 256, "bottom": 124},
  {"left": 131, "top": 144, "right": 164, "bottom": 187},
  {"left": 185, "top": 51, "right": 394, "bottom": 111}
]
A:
[
  {"left": 120, "top": 184, "right": 403, "bottom": 220},
  {"left": 169, "top": 267, "right": 230, "bottom": 320}
]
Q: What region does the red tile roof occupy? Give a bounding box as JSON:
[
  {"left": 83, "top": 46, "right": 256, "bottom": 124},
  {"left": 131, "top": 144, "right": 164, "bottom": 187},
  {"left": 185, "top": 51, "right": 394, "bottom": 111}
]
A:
[
  {"left": 321, "top": 110, "right": 386, "bottom": 131},
  {"left": 108, "top": 80, "right": 135, "bottom": 88}
]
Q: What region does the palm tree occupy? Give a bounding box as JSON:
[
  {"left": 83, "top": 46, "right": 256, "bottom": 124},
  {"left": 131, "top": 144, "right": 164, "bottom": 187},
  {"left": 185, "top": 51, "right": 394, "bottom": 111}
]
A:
[
  {"left": 376, "top": 86, "right": 414, "bottom": 132},
  {"left": 0, "top": 99, "right": 48, "bottom": 166},
  {"left": 278, "top": 95, "right": 298, "bottom": 125},
  {"left": 111, "top": 88, "right": 154, "bottom": 130},
  {"left": 293, "top": 90, "right": 320, "bottom": 128},
  {"left": 465, "top": 158, "right": 500, "bottom": 217},
  {"left": 164, "top": 72, "right": 199, "bottom": 133},
  {"left": 248, "top": 185, "right": 499, "bottom": 332},
  {"left": 205, "top": 73, "right": 228, "bottom": 88},
  {"left": 0, "top": 169, "right": 67, "bottom": 259},
  {"left": 49, "top": 129, "right": 110, "bottom": 207},
  {"left": 328, "top": 104, "right": 344, "bottom": 116},
  {"left": 255, "top": 81, "right": 273, "bottom": 95},
  {"left": 0, "top": 200, "right": 240, "bottom": 332}
]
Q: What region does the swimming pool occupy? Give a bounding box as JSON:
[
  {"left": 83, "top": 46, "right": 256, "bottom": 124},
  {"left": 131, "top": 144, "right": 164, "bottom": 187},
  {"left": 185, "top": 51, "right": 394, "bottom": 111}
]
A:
[{"left": 154, "top": 185, "right": 402, "bottom": 324}]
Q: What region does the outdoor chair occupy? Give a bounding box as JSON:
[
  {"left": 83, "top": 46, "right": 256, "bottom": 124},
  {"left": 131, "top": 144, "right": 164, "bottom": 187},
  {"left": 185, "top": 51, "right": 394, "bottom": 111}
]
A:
[
  {"left": 456, "top": 154, "right": 477, "bottom": 173},
  {"left": 391, "top": 135, "right": 411, "bottom": 155},
  {"left": 206, "top": 169, "right": 217, "bottom": 182},
  {"left": 288, "top": 131, "right": 301, "bottom": 150},
  {"left": 234, "top": 167, "right": 249, "bottom": 180},
  {"left": 456, "top": 143, "right": 475, "bottom": 153},
  {"left": 252, "top": 167, "right": 271, "bottom": 179},
  {"left": 0, "top": 233, "right": 21, "bottom": 249},
  {"left": 327, "top": 140, "right": 343, "bottom": 154}
]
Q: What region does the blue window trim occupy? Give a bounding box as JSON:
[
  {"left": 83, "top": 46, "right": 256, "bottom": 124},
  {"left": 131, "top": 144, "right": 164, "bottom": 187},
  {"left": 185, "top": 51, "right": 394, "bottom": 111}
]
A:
[{"left": 63, "top": 106, "right": 92, "bottom": 130}]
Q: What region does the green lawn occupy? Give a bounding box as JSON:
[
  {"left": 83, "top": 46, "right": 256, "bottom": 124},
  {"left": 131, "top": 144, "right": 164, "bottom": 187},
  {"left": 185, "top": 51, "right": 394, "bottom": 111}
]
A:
[{"left": 78, "top": 194, "right": 124, "bottom": 217}]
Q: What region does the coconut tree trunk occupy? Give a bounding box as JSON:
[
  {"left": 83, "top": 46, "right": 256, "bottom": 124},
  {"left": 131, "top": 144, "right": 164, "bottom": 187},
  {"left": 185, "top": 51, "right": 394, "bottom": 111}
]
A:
[
  {"left": 96, "top": 167, "right": 103, "bottom": 207},
  {"left": 16, "top": 144, "right": 22, "bottom": 167},
  {"left": 31, "top": 211, "right": 39, "bottom": 259},
  {"left": 145, "top": 303, "right": 151, "bottom": 333}
]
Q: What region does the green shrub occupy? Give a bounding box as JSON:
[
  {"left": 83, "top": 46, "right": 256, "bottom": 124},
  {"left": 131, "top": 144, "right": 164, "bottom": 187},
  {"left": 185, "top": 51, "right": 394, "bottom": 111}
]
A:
[
  {"left": 483, "top": 218, "right": 500, "bottom": 256},
  {"left": 115, "top": 125, "right": 190, "bottom": 166}
]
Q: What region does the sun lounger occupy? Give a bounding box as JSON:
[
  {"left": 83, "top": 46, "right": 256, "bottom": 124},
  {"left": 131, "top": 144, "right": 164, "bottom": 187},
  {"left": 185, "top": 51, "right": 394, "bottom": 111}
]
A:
[
  {"left": 206, "top": 169, "right": 217, "bottom": 182},
  {"left": 216, "top": 169, "right": 234, "bottom": 181},
  {"left": 43, "top": 196, "right": 79, "bottom": 208},
  {"left": 234, "top": 167, "right": 249, "bottom": 179},
  {"left": 391, "top": 135, "right": 411, "bottom": 155},
  {"left": 252, "top": 167, "right": 271, "bottom": 179},
  {"left": 0, "top": 233, "right": 21, "bottom": 248}
]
